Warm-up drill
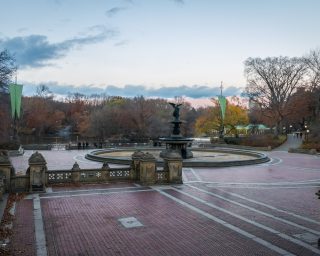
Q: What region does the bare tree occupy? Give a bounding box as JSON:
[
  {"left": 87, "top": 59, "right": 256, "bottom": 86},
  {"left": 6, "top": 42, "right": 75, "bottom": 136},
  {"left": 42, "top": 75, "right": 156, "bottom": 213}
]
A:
[
  {"left": 36, "top": 84, "right": 53, "bottom": 99},
  {"left": 304, "top": 49, "right": 320, "bottom": 119},
  {"left": 0, "top": 50, "right": 16, "bottom": 91},
  {"left": 304, "top": 49, "right": 320, "bottom": 88},
  {"left": 244, "top": 56, "right": 307, "bottom": 135}
]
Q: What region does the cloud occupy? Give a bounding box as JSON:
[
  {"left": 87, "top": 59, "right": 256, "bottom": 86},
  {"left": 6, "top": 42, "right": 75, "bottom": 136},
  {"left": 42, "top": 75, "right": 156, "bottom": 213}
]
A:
[
  {"left": 22, "top": 82, "right": 105, "bottom": 97},
  {"left": 17, "top": 27, "right": 28, "bottom": 33},
  {"left": 114, "top": 40, "right": 129, "bottom": 47},
  {"left": 106, "top": 7, "right": 127, "bottom": 17},
  {"left": 171, "top": 0, "right": 185, "bottom": 4},
  {"left": 0, "top": 28, "right": 116, "bottom": 68},
  {"left": 53, "top": 0, "right": 62, "bottom": 5},
  {"left": 22, "top": 83, "right": 243, "bottom": 99}
]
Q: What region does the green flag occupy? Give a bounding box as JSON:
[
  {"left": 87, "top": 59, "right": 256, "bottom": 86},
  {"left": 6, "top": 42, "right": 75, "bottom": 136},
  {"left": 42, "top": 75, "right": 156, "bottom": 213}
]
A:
[
  {"left": 218, "top": 95, "right": 226, "bottom": 121},
  {"left": 9, "top": 84, "right": 23, "bottom": 119}
]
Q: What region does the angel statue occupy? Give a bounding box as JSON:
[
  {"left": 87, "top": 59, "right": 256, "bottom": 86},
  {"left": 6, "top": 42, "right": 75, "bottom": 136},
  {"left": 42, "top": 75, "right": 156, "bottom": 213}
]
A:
[{"left": 169, "top": 103, "right": 182, "bottom": 121}]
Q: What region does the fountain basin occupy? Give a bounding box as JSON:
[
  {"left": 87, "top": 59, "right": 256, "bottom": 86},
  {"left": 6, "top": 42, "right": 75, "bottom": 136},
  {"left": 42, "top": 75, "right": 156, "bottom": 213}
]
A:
[{"left": 85, "top": 147, "right": 270, "bottom": 167}]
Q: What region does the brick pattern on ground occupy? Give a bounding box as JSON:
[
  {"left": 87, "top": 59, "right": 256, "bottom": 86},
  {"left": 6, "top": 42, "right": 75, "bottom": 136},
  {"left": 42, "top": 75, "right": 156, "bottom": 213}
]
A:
[
  {"left": 10, "top": 199, "right": 36, "bottom": 256},
  {"left": 165, "top": 188, "right": 320, "bottom": 256},
  {"left": 6, "top": 148, "right": 320, "bottom": 255},
  {"left": 51, "top": 182, "right": 137, "bottom": 192},
  {"left": 41, "top": 190, "right": 278, "bottom": 256}
]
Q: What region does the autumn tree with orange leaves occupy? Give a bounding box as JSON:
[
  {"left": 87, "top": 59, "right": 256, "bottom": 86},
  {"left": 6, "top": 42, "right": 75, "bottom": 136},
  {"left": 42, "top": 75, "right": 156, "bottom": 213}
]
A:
[{"left": 195, "top": 98, "right": 249, "bottom": 136}]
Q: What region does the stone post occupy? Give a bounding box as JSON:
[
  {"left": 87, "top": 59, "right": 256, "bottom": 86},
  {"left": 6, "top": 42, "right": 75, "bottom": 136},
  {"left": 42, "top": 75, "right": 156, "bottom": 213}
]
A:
[
  {"left": 139, "top": 152, "right": 156, "bottom": 185},
  {"left": 71, "top": 162, "right": 81, "bottom": 184},
  {"left": 131, "top": 150, "right": 144, "bottom": 181},
  {"left": 163, "top": 151, "right": 183, "bottom": 184},
  {"left": 101, "top": 162, "right": 110, "bottom": 182},
  {"left": 0, "top": 151, "right": 13, "bottom": 192},
  {"left": 28, "top": 151, "right": 47, "bottom": 192}
]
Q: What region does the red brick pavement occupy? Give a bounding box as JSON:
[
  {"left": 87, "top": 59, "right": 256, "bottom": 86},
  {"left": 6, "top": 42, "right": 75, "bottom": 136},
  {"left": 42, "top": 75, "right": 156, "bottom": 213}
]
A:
[
  {"left": 165, "top": 188, "right": 318, "bottom": 256},
  {"left": 213, "top": 186, "right": 320, "bottom": 221},
  {"left": 51, "top": 182, "right": 138, "bottom": 192},
  {"left": 189, "top": 184, "right": 320, "bottom": 230},
  {"left": 7, "top": 149, "right": 320, "bottom": 255},
  {"left": 41, "top": 190, "right": 278, "bottom": 256},
  {"left": 10, "top": 199, "right": 36, "bottom": 256}
]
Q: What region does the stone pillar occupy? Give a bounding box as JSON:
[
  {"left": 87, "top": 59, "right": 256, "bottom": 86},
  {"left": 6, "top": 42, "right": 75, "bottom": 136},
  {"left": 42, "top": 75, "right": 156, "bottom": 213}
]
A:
[
  {"left": 131, "top": 150, "right": 144, "bottom": 181},
  {"left": 163, "top": 152, "right": 183, "bottom": 184},
  {"left": 28, "top": 151, "right": 47, "bottom": 192},
  {"left": 71, "top": 162, "right": 81, "bottom": 183},
  {"left": 139, "top": 153, "right": 156, "bottom": 185},
  {"left": 101, "top": 162, "right": 110, "bottom": 181},
  {"left": 0, "top": 151, "right": 13, "bottom": 192}
]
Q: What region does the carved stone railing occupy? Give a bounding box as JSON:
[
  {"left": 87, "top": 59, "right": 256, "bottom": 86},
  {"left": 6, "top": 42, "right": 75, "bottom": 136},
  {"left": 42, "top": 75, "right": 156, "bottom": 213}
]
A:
[
  {"left": 155, "top": 170, "right": 169, "bottom": 184},
  {"left": 46, "top": 167, "right": 132, "bottom": 185},
  {"left": 5, "top": 149, "right": 182, "bottom": 192},
  {"left": 47, "top": 171, "right": 72, "bottom": 184},
  {"left": 79, "top": 169, "right": 105, "bottom": 183},
  {"left": 108, "top": 168, "right": 132, "bottom": 181}
]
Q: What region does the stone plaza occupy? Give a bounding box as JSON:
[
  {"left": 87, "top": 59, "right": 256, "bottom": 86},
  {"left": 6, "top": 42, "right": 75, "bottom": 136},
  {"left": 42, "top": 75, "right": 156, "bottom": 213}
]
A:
[{"left": 2, "top": 139, "right": 320, "bottom": 256}]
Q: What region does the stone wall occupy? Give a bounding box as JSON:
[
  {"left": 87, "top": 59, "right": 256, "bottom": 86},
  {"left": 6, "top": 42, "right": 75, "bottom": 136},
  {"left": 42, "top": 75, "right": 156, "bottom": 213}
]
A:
[{"left": 0, "top": 150, "right": 183, "bottom": 193}]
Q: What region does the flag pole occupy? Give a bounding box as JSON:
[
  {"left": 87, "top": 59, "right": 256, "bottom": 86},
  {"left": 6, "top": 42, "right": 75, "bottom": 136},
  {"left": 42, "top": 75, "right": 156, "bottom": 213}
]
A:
[{"left": 13, "top": 73, "right": 17, "bottom": 141}]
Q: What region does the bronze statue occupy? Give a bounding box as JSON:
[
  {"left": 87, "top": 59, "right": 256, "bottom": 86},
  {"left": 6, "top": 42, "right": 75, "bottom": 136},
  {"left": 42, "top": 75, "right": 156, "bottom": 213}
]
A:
[{"left": 169, "top": 103, "right": 182, "bottom": 121}]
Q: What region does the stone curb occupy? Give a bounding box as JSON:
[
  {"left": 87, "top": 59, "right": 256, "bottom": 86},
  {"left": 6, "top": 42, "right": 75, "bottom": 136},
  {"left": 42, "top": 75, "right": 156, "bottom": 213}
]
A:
[{"left": 85, "top": 148, "right": 270, "bottom": 167}]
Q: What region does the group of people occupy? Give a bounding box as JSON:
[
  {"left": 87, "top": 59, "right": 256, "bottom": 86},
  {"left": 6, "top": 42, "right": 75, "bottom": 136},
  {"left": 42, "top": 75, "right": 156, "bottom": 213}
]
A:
[
  {"left": 77, "top": 141, "right": 89, "bottom": 149},
  {"left": 76, "top": 141, "right": 104, "bottom": 149},
  {"left": 294, "top": 132, "right": 305, "bottom": 139}
]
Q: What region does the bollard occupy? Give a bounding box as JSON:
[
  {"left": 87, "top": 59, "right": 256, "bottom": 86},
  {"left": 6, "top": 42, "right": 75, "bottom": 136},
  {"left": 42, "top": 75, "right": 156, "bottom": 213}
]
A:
[
  {"left": 163, "top": 151, "right": 183, "bottom": 184},
  {"left": 28, "top": 151, "right": 47, "bottom": 192},
  {"left": 71, "top": 162, "right": 81, "bottom": 183},
  {"left": 139, "top": 153, "right": 156, "bottom": 185}
]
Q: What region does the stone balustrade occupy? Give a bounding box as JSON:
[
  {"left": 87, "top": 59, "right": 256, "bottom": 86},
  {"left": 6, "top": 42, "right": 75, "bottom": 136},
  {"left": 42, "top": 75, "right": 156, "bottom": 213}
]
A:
[{"left": 0, "top": 149, "right": 183, "bottom": 193}]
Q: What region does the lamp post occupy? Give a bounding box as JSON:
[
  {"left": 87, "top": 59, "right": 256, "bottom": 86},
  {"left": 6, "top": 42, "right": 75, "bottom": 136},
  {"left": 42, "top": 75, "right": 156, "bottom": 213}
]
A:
[
  {"left": 306, "top": 129, "right": 309, "bottom": 142},
  {"left": 217, "top": 81, "right": 226, "bottom": 140}
]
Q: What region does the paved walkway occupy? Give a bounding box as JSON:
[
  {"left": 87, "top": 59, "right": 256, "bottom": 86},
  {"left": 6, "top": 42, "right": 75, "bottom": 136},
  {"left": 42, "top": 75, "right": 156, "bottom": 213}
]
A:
[
  {"left": 6, "top": 149, "right": 320, "bottom": 255},
  {"left": 273, "top": 134, "right": 303, "bottom": 152},
  {"left": 10, "top": 149, "right": 127, "bottom": 174}
]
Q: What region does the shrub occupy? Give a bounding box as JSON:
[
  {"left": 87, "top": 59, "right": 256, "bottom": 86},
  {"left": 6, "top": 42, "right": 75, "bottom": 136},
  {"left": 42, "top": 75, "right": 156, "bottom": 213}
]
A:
[
  {"left": 0, "top": 141, "right": 20, "bottom": 150},
  {"left": 224, "top": 134, "right": 286, "bottom": 148},
  {"left": 224, "top": 137, "right": 242, "bottom": 145},
  {"left": 301, "top": 143, "right": 320, "bottom": 152}
]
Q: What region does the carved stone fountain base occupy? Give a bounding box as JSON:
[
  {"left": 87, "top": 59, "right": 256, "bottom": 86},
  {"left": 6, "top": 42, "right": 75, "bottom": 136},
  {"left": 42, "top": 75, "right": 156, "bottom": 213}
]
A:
[{"left": 159, "top": 136, "right": 193, "bottom": 159}]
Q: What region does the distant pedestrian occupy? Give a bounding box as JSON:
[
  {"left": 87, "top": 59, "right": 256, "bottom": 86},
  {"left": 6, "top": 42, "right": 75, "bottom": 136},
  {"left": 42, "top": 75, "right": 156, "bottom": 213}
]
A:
[
  {"left": 78, "top": 142, "right": 81, "bottom": 150},
  {"left": 300, "top": 132, "right": 303, "bottom": 139},
  {"left": 82, "top": 142, "right": 85, "bottom": 149},
  {"left": 86, "top": 142, "right": 89, "bottom": 148}
]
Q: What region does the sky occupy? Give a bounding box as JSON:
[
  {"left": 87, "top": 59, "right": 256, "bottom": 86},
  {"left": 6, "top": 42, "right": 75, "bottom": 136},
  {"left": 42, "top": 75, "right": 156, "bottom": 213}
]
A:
[{"left": 1, "top": 0, "right": 320, "bottom": 106}]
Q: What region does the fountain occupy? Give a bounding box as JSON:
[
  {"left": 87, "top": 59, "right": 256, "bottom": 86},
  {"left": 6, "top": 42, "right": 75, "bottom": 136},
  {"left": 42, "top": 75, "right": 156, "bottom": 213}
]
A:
[
  {"left": 159, "top": 103, "right": 193, "bottom": 159},
  {"left": 85, "top": 103, "right": 270, "bottom": 167}
]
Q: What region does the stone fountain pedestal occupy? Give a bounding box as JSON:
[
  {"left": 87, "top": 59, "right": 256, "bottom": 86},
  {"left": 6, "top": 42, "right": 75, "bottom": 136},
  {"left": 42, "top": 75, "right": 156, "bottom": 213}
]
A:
[
  {"left": 159, "top": 104, "right": 193, "bottom": 159},
  {"left": 159, "top": 136, "right": 193, "bottom": 159}
]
